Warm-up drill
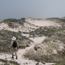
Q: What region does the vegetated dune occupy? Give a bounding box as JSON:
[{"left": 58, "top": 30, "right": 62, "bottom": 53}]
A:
[{"left": 0, "top": 17, "right": 65, "bottom": 65}]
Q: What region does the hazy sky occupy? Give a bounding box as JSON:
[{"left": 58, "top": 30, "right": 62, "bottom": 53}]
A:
[{"left": 0, "top": 0, "right": 65, "bottom": 21}]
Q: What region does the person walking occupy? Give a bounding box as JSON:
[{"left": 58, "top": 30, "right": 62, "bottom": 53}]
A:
[{"left": 11, "top": 36, "right": 18, "bottom": 59}]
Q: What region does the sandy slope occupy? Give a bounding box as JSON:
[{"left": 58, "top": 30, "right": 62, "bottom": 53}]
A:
[
  {"left": 0, "top": 18, "right": 61, "bottom": 32},
  {"left": 26, "top": 18, "right": 61, "bottom": 27},
  {"left": 0, "top": 36, "right": 55, "bottom": 65}
]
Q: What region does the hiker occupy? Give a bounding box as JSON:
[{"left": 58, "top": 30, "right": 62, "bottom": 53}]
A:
[{"left": 11, "top": 36, "right": 18, "bottom": 59}]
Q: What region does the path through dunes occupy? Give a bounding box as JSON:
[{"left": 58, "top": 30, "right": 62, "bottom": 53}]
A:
[{"left": 0, "top": 36, "right": 55, "bottom": 65}]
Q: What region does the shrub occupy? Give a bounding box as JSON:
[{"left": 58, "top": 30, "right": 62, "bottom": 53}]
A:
[{"left": 0, "top": 30, "right": 31, "bottom": 53}]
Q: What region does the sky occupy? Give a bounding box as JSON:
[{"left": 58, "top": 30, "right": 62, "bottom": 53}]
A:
[{"left": 0, "top": 0, "right": 65, "bottom": 21}]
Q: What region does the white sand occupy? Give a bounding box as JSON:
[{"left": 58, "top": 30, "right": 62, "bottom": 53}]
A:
[
  {"left": 0, "top": 23, "right": 19, "bottom": 32},
  {"left": 0, "top": 18, "right": 61, "bottom": 33},
  {"left": 26, "top": 18, "right": 61, "bottom": 27},
  {"left": 0, "top": 22, "right": 38, "bottom": 33},
  {"left": 29, "top": 36, "right": 46, "bottom": 43}
]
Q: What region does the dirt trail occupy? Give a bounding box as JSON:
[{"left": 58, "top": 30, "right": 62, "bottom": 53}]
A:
[{"left": 0, "top": 36, "right": 55, "bottom": 65}]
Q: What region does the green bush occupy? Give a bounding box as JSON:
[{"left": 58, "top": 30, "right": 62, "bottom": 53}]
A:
[
  {"left": 2, "top": 18, "right": 25, "bottom": 28},
  {"left": 0, "top": 59, "right": 20, "bottom": 65},
  {"left": 0, "top": 30, "right": 31, "bottom": 53},
  {"left": 29, "top": 26, "right": 61, "bottom": 37}
]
